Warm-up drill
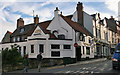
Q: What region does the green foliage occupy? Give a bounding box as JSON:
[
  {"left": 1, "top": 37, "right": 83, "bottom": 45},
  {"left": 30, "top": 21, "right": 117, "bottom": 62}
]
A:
[{"left": 2, "top": 44, "right": 23, "bottom": 66}]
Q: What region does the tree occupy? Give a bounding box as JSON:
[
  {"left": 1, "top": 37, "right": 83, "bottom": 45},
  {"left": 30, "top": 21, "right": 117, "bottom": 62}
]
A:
[{"left": 2, "top": 44, "right": 23, "bottom": 66}]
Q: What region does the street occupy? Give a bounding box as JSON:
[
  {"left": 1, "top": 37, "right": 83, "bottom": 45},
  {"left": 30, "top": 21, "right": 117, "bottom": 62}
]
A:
[
  {"left": 40, "top": 60, "right": 120, "bottom": 73},
  {"left": 7, "top": 59, "right": 120, "bottom": 74}
]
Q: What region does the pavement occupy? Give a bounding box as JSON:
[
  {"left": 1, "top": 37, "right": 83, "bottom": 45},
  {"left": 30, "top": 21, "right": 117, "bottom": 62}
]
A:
[{"left": 8, "top": 58, "right": 108, "bottom": 73}]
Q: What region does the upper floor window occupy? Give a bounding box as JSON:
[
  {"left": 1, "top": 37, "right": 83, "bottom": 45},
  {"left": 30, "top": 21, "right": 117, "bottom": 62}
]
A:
[
  {"left": 79, "top": 33, "right": 85, "bottom": 42},
  {"left": 105, "top": 33, "right": 108, "bottom": 41},
  {"left": 20, "top": 28, "right": 24, "bottom": 33},
  {"left": 99, "top": 30, "right": 101, "bottom": 39},
  {"left": 58, "top": 34, "right": 65, "bottom": 39},
  {"left": 89, "top": 38, "right": 91, "bottom": 43}
]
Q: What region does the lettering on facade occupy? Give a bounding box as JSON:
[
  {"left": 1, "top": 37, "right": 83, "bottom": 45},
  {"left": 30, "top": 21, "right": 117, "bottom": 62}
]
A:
[{"left": 34, "top": 29, "right": 41, "bottom": 35}]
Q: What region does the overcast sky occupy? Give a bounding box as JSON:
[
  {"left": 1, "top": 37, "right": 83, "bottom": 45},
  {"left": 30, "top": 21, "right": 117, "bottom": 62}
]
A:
[{"left": 0, "top": 0, "right": 119, "bottom": 41}]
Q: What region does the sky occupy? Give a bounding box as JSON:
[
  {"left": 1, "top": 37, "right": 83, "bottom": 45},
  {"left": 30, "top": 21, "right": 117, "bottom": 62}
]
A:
[{"left": 0, "top": 0, "right": 120, "bottom": 42}]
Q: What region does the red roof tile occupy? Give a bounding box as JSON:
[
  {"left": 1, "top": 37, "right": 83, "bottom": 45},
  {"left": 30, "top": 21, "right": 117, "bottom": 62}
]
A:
[{"left": 60, "top": 14, "right": 93, "bottom": 37}]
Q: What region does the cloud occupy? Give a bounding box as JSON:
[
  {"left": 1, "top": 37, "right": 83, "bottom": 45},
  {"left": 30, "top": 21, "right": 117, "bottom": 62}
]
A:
[
  {"left": 105, "top": 0, "right": 119, "bottom": 14},
  {"left": 0, "top": 2, "right": 53, "bottom": 41}
]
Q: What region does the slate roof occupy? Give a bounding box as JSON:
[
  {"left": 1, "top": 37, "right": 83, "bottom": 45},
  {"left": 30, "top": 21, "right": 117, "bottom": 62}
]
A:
[
  {"left": 91, "top": 14, "right": 96, "bottom": 19},
  {"left": 105, "top": 17, "right": 117, "bottom": 33},
  {"left": 65, "top": 15, "right": 73, "bottom": 20}
]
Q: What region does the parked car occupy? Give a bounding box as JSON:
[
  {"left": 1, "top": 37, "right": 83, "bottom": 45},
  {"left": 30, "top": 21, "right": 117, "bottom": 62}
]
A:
[{"left": 112, "top": 43, "right": 120, "bottom": 69}]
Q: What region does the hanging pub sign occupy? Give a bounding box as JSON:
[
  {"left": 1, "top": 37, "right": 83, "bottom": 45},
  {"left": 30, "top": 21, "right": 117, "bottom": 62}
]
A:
[{"left": 74, "top": 43, "right": 78, "bottom": 47}]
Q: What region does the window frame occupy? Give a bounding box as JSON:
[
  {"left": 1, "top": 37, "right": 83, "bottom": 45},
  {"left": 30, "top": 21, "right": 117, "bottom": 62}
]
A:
[
  {"left": 51, "top": 51, "right": 60, "bottom": 57},
  {"left": 39, "top": 44, "right": 44, "bottom": 53},
  {"left": 31, "top": 45, "right": 34, "bottom": 53},
  {"left": 20, "top": 28, "right": 25, "bottom": 33},
  {"left": 23, "top": 46, "right": 26, "bottom": 55},
  {"left": 51, "top": 44, "right": 60, "bottom": 49},
  {"left": 86, "top": 47, "right": 90, "bottom": 55},
  {"left": 63, "top": 45, "right": 71, "bottom": 49}
]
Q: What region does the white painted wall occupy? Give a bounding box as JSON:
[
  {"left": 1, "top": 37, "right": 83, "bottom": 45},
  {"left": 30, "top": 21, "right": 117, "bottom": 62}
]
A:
[
  {"left": 83, "top": 12, "right": 93, "bottom": 35},
  {"left": 47, "top": 14, "right": 74, "bottom": 39},
  {"left": 72, "top": 11, "right": 93, "bottom": 35}
]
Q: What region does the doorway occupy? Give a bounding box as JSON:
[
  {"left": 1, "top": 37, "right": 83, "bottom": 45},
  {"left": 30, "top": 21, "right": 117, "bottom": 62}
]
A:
[{"left": 76, "top": 46, "right": 81, "bottom": 61}]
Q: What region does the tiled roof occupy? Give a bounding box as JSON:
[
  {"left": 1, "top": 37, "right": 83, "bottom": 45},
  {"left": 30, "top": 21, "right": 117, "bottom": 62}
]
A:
[
  {"left": 11, "top": 20, "right": 56, "bottom": 39},
  {"left": 11, "top": 23, "right": 36, "bottom": 37},
  {"left": 60, "top": 14, "right": 93, "bottom": 37},
  {"left": 37, "top": 20, "right": 56, "bottom": 39},
  {"left": 11, "top": 13, "right": 93, "bottom": 39},
  {"left": 65, "top": 15, "right": 73, "bottom": 20},
  {"left": 8, "top": 31, "right": 12, "bottom": 35},
  {"left": 91, "top": 14, "right": 96, "bottom": 18},
  {"left": 105, "top": 18, "right": 117, "bottom": 33}
]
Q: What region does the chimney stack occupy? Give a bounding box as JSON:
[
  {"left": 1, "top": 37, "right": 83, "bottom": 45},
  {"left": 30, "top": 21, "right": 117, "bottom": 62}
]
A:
[
  {"left": 34, "top": 15, "right": 39, "bottom": 25},
  {"left": 54, "top": 7, "right": 60, "bottom": 17},
  {"left": 76, "top": 2, "right": 84, "bottom": 26},
  {"left": 17, "top": 18, "right": 24, "bottom": 28}
]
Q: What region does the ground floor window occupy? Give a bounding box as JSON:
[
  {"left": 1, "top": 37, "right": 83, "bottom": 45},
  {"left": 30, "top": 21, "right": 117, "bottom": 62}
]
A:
[
  {"left": 19, "top": 47, "right": 21, "bottom": 54},
  {"left": 86, "top": 47, "right": 90, "bottom": 55},
  {"left": 39, "top": 44, "right": 44, "bottom": 53},
  {"left": 97, "top": 47, "right": 100, "bottom": 55},
  {"left": 31, "top": 45, "right": 34, "bottom": 53},
  {"left": 51, "top": 51, "right": 60, "bottom": 57},
  {"left": 23, "top": 46, "right": 26, "bottom": 55},
  {"left": 63, "top": 45, "right": 71, "bottom": 49},
  {"left": 51, "top": 44, "right": 60, "bottom": 49},
  {"left": 83, "top": 46, "right": 84, "bottom": 54}
]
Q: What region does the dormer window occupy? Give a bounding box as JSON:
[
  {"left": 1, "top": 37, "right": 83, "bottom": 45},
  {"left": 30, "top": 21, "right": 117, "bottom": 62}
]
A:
[{"left": 20, "top": 28, "right": 24, "bottom": 33}]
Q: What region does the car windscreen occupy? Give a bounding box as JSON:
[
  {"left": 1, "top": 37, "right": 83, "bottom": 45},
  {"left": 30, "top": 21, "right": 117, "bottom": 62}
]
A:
[{"left": 115, "top": 45, "right": 120, "bottom": 53}]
